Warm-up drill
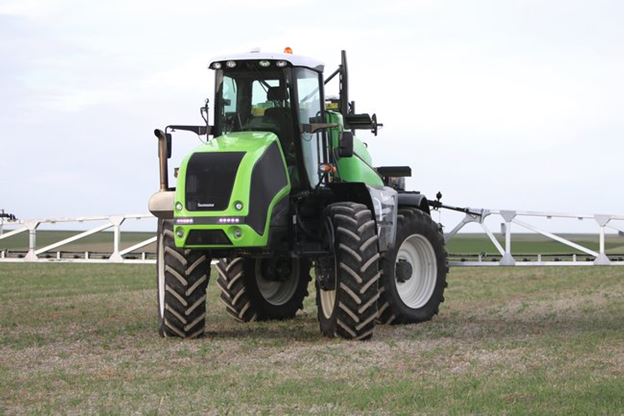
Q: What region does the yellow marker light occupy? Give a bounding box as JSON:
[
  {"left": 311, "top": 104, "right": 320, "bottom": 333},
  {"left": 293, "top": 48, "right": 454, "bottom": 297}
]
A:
[{"left": 284, "top": 46, "right": 293, "bottom": 54}]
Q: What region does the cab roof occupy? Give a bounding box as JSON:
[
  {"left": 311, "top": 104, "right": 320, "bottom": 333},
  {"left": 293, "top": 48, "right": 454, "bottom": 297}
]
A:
[{"left": 209, "top": 51, "right": 324, "bottom": 73}]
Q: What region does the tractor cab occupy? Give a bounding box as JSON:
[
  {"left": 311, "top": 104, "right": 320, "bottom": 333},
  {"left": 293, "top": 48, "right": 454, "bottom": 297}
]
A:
[{"left": 210, "top": 51, "right": 326, "bottom": 189}]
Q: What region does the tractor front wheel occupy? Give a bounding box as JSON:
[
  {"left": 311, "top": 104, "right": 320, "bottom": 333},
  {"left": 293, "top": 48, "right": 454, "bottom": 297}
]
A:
[
  {"left": 316, "top": 202, "right": 380, "bottom": 340},
  {"left": 156, "top": 219, "right": 211, "bottom": 338}
]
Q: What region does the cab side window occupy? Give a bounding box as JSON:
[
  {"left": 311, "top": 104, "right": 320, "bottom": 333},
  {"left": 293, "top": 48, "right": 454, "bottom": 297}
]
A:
[
  {"left": 222, "top": 76, "right": 237, "bottom": 113},
  {"left": 296, "top": 68, "right": 323, "bottom": 187}
]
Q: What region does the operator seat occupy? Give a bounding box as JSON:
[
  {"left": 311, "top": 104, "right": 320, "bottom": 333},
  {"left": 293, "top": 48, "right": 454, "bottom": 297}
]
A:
[{"left": 263, "top": 86, "right": 294, "bottom": 164}]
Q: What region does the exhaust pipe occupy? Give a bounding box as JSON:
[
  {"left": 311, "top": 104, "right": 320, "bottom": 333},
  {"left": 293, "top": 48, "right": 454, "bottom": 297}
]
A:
[{"left": 154, "top": 129, "right": 169, "bottom": 191}]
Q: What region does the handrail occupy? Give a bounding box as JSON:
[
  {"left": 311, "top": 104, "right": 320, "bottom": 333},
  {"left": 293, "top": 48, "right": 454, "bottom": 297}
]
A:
[
  {"left": 0, "top": 214, "right": 154, "bottom": 263},
  {"left": 0, "top": 209, "right": 622, "bottom": 266},
  {"left": 443, "top": 208, "right": 623, "bottom": 266}
]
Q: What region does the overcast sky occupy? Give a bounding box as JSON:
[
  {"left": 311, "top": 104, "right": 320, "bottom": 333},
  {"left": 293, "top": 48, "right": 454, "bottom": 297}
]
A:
[{"left": 0, "top": 0, "right": 622, "bottom": 233}]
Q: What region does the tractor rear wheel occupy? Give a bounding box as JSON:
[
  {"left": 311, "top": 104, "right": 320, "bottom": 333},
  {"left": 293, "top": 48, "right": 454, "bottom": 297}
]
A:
[
  {"left": 316, "top": 202, "right": 380, "bottom": 340},
  {"left": 378, "top": 208, "right": 448, "bottom": 325},
  {"left": 216, "top": 257, "right": 311, "bottom": 321},
  {"left": 156, "top": 219, "right": 211, "bottom": 338}
]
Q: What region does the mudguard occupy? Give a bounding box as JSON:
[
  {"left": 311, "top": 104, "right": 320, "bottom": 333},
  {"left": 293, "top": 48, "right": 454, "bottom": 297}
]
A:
[
  {"left": 327, "top": 182, "right": 398, "bottom": 252},
  {"left": 398, "top": 191, "right": 430, "bottom": 214}
]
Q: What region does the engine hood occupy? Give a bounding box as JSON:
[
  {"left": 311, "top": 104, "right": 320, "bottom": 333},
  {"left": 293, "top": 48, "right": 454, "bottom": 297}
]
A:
[{"left": 172, "top": 131, "right": 291, "bottom": 245}]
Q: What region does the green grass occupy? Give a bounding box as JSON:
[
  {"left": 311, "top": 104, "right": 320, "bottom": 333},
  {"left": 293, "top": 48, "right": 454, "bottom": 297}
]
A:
[{"left": 0, "top": 264, "right": 622, "bottom": 414}]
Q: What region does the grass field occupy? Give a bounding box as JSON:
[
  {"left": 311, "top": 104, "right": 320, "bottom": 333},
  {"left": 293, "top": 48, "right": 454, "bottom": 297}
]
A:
[
  {"left": 1, "top": 230, "right": 623, "bottom": 256},
  {"left": 0, "top": 264, "right": 622, "bottom": 414}
]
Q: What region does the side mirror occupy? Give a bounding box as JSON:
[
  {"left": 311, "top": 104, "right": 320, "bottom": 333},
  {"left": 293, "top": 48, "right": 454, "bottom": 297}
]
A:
[
  {"left": 166, "top": 133, "right": 172, "bottom": 158},
  {"left": 338, "top": 131, "right": 354, "bottom": 157},
  {"left": 200, "top": 98, "right": 210, "bottom": 124}
]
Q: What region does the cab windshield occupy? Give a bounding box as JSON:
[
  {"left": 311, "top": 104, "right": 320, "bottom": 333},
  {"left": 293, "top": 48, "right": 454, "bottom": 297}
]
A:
[
  {"left": 214, "top": 67, "right": 292, "bottom": 139},
  {"left": 213, "top": 63, "right": 324, "bottom": 189}
]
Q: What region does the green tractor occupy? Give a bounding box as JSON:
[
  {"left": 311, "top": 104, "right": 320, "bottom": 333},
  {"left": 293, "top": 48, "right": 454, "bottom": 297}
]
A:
[{"left": 149, "top": 49, "right": 448, "bottom": 340}]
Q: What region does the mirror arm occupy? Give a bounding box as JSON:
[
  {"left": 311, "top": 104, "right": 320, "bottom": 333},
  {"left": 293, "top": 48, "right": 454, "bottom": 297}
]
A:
[
  {"left": 165, "top": 125, "right": 211, "bottom": 136},
  {"left": 301, "top": 123, "right": 338, "bottom": 134}
]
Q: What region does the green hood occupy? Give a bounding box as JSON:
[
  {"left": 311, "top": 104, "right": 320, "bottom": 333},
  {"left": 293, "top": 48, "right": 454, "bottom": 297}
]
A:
[{"left": 172, "top": 131, "right": 291, "bottom": 248}]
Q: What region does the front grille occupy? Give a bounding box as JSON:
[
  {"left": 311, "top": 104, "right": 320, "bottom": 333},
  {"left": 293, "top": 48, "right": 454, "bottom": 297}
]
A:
[
  {"left": 186, "top": 229, "right": 232, "bottom": 245},
  {"left": 185, "top": 152, "right": 245, "bottom": 211}
]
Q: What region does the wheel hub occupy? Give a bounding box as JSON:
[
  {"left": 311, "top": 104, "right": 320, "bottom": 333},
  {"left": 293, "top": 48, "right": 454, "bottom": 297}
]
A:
[
  {"left": 260, "top": 257, "right": 292, "bottom": 282},
  {"left": 395, "top": 259, "right": 413, "bottom": 283},
  {"left": 394, "top": 234, "right": 438, "bottom": 309},
  {"left": 255, "top": 257, "right": 299, "bottom": 306}
]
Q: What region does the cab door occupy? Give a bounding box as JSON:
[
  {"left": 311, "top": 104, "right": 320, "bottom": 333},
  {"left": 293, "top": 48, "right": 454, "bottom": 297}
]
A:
[{"left": 294, "top": 67, "right": 325, "bottom": 189}]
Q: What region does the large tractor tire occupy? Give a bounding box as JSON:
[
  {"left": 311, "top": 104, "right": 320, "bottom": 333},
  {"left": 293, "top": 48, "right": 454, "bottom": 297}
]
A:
[
  {"left": 378, "top": 207, "right": 448, "bottom": 325},
  {"left": 316, "top": 202, "right": 380, "bottom": 340},
  {"left": 215, "top": 257, "right": 311, "bottom": 322},
  {"left": 156, "top": 219, "right": 211, "bottom": 338}
]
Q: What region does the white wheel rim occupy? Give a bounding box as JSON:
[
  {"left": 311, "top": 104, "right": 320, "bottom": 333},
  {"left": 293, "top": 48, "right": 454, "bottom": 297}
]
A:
[
  {"left": 320, "top": 285, "right": 336, "bottom": 319},
  {"left": 157, "top": 232, "right": 165, "bottom": 318},
  {"left": 320, "top": 218, "right": 337, "bottom": 319},
  {"left": 255, "top": 259, "right": 300, "bottom": 306},
  {"left": 395, "top": 234, "right": 437, "bottom": 309}
]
